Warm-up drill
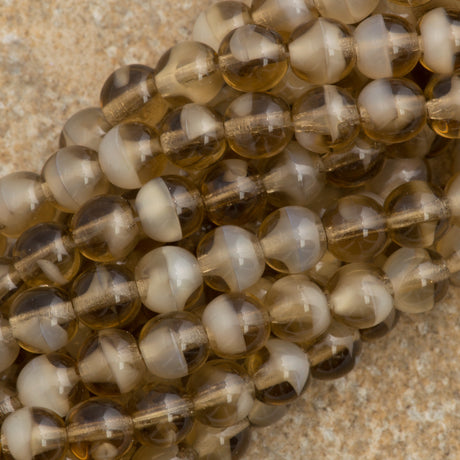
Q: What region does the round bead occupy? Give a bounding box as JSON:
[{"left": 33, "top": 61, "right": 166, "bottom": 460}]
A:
[
  {"left": 0, "top": 171, "right": 54, "bottom": 238},
  {"left": 246, "top": 338, "right": 310, "bottom": 405},
  {"left": 224, "top": 92, "right": 293, "bottom": 159},
  {"left": 1, "top": 407, "right": 67, "bottom": 460},
  {"left": 354, "top": 14, "right": 420, "bottom": 79},
  {"left": 384, "top": 181, "right": 449, "bottom": 248},
  {"left": 9, "top": 287, "right": 77, "bottom": 353},
  {"left": 187, "top": 359, "right": 255, "bottom": 427},
  {"left": 139, "top": 312, "right": 209, "bottom": 380},
  {"left": 202, "top": 293, "right": 270, "bottom": 358},
  {"left": 71, "top": 264, "right": 141, "bottom": 329},
  {"left": 67, "top": 397, "right": 134, "bottom": 460},
  {"left": 312, "top": 0, "right": 380, "bottom": 24},
  {"left": 0, "top": 316, "right": 20, "bottom": 373},
  {"left": 71, "top": 195, "right": 140, "bottom": 262},
  {"left": 160, "top": 104, "right": 226, "bottom": 170},
  {"left": 292, "top": 85, "right": 360, "bottom": 154},
  {"left": 192, "top": 1, "right": 252, "bottom": 51},
  {"left": 16, "top": 353, "right": 86, "bottom": 417},
  {"left": 136, "top": 176, "right": 204, "bottom": 243},
  {"left": 201, "top": 159, "right": 266, "bottom": 226},
  {"left": 197, "top": 225, "right": 265, "bottom": 292},
  {"left": 135, "top": 246, "right": 203, "bottom": 314},
  {"left": 218, "top": 24, "right": 288, "bottom": 92},
  {"left": 258, "top": 206, "right": 327, "bottom": 273},
  {"left": 322, "top": 194, "right": 387, "bottom": 263},
  {"left": 42, "top": 145, "right": 110, "bottom": 212},
  {"left": 59, "top": 107, "right": 111, "bottom": 151},
  {"left": 155, "top": 42, "right": 223, "bottom": 105},
  {"left": 289, "top": 18, "right": 355, "bottom": 85},
  {"left": 98, "top": 122, "right": 165, "bottom": 189},
  {"left": 383, "top": 248, "right": 449, "bottom": 313},
  {"left": 357, "top": 78, "right": 426, "bottom": 143},
  {"left": 265, "top": 275, "right": 331, "bottom": 344},
  {"left": 77, "top": 329, "right": 145, "bottom": 395},
  {"left": 13, "top": 222, "right": 80, "bottom": 287},
  {"left": 385, "top": 125, "right": 437, "bottom": 159}
]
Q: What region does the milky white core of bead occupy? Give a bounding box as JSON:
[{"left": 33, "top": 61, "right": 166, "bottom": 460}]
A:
[
  {"left": 1, "top": 408, "right": 34, "bottom": 460},
  {"left": 135, "top": 246, "right": 202, "bottom": 313},
  {"left": 17, "top": 355, "right": 79, "bottom": 417},
  {"left": 313, "top": 0, "right": 379, "bottom": 24},
  {"left": 135, "top": 178, "right": 183, "bottom": 242}
]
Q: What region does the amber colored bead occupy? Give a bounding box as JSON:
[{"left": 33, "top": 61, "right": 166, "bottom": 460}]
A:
[
  {"left": 384, "top": 181, "right": 449, "bottom": 248},
  {"left": 100, "top": 64, "right": 168, "bottom": 126},
  {"left": 201, "top": 159, "right": 266, "bottom": 225},
  {"left": 13, "top": 222, "right": 80, "bottom": 287},
  {"left": 292, "top": 85, "right": 360, "bottom": 154},
  {"left": 187, "top": 359, "right": 255, "bottom": 427},
  {"left": 155, "top": 42, "right": 223, "bottom": 105},
  {"left": 160, "top": 104, "right": 226, "bottom": 170},
  {"left": 358, "top": 78, "right": 427, "bottom": 143},
  {"left": 312, "top": 0, "right": 380, "bottom": 24},
  {"left": 224, "top": 92, "right": 293, "bottom": 159},
  {"left": 71, "top": 264, "right": 140, "bottom": 330},
  {"left": 67, "top": 397, "right": 134, "bottom": 460},
  {"left": 218, "top": 24, "right": 288, "bottom": 93},
  {"left": 323, "top": 194, "right": 387, "bottom": 263},
  {"left": 71, "top": 195, "right": 140, "bottom": 262}
]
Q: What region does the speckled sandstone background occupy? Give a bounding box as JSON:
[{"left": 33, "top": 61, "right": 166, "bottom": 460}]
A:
[{"left": 1, "top": 1, "right": 460, "bottom": 459}]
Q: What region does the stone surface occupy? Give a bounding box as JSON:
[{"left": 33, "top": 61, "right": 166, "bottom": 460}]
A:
[{"left": 1, "top": 1, "right": 460, "bottom": 459}]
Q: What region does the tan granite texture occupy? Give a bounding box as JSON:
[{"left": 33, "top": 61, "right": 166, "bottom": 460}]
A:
[{"left": 1, "top": 1, "right": 460, "bottom": 459}]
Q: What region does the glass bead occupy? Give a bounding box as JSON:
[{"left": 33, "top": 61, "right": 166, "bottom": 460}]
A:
[
  {"left": 13, "top": 222, "right": 80, "bottom": 287},
  {"left": 71, "top": 195, "right": 140, "bottom": 262},
  {"left": 138, "top": 312, "right": 209, "bottom": 380},
  {"left": 160, "top": 104, "right": 226, "bottom": 170},
  {"left": 327, "top": 263, "right": 394, "bottom": 329},
  {"left": 42, "top": 145, "right": 110, "bottom": 213},
  {"left": 59, "top": 107, "right": 111, "bottom": 151},
  {"left": 360, "top": 307, "right": 399, "bottom": 342},
  {"left": 322, "top": 194, "right": 387, "bottom": 263},
  {"left": 311, "top": 0, "right": 380, "bottom": 24},
  {"left": 9, "top": 287, "right": 77, "bottom": 354},
  {"left": 77, "top": 329, "right": 145, "bottom": 395},
  {"left": 201, "top": 159, "right": 266, "bottom": 226},
  {"left": 246, "top": 338, "right": 310, "bottom": 405},
  {"left": 67, "top": 397, "right": 134, "bottom": 460},
  {"left": 131, "top": 383, "right": 193, "bottom": 447},
  {"left": 357, "top": 78, "right": 426, "bottom": 143},
  {"left": 133, "top": 445, "right": 199, "bottom": 460},
  {"left": 383, "top": 248, "right": 449, "bottom": 313},
  {"left": 100, "top": 64, "right": 168, "bottom": 126},
  {"left": 192, "top": 1, "right": 252, "bottom": 52},
  {"left": 386, "top": 125, "right": 437, "bottom": 159},
  {"left": 16, "top": 353, "right": 86, "bottom": 417},
  {"left": 308, "top": 320, "right": 362, "bottom": 380},
  {"left": 289, "top": 18, "right": 355, "bottom": 85},
  {"left": 269, "top": 65, "right": 315, "bottom": 105},
  {"left": 248, "top": 399, "right": 288, "bottom": 427},
  {"left": 202, "top": 293, "right": 270, "bottom": 359},
  {"left": 306, "top": 250, "right": 343, "bottom": 288},
  {"left": 384, "top": 180, "right": 449, "bottom": 248},
  {"left": 0, "top": 172, "right": 54, "bottom": 238},
  {"left": 71, "top": 264, "right": 141, "bottom": 329},
  {"left": 197, "top": 225, "right": 265, "bottom": 292},
  {"left": 135, "top": 246, "right": 203, "bottom": 314},
  {"left": 251, "top": 0, "right": 317, "bottom": 39},
  {"left": 258, "top": 206, "right": 327, "bottom": 273},
  {"left": 436, "top": 221, "right": 460, "bottom": 286},
  {"left": 354, "top": 14, "right": 420, "bottom": 79},
  {"left": 292, "top": 85, "right": 360, "bottom": 154},
  {"left": 426, "top": 72, "right": 460, "bottom": 139},
  {"left": 155, "top": 42, "right": 223, "bottom": 105},
  {"left": 187, "top": 359, "right": 255, "bottom": 427},
  {"left": 98, "top": 122, "right": 165, "bottom": 189},
  {"left": 224, "top": 92, "right": 293, "bottom": 159},
  {"left": 262, "top": 141, "right": 324, "bottom": 207},
  {"left": 0, "top": 316, "right": 20, "bottom": 373},
  {"left": 242, "top": 276, "right": 273, "bottom": 302},
  {"left": 265, "top": 275, "right": 330, "bottom": 344},
  {"left": 1, "top": 407, "right": 67, "bottom": 460},
  {"left": 218, "top": 24, "right": 288, "bottom": 92},
  {"left": 419, "top": 7, "right": 460, "bottom": 75}
]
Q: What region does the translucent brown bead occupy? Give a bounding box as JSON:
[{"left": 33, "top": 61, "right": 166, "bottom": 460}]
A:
[
  {"left": 224, "top": 92, "right": 293, "bottom": 159},
  {"left": 312, "top": 0, "right": 380, "bottom": 24},
  {"left": 218, "top": 24, "right": 288, "bottom": 92}
]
